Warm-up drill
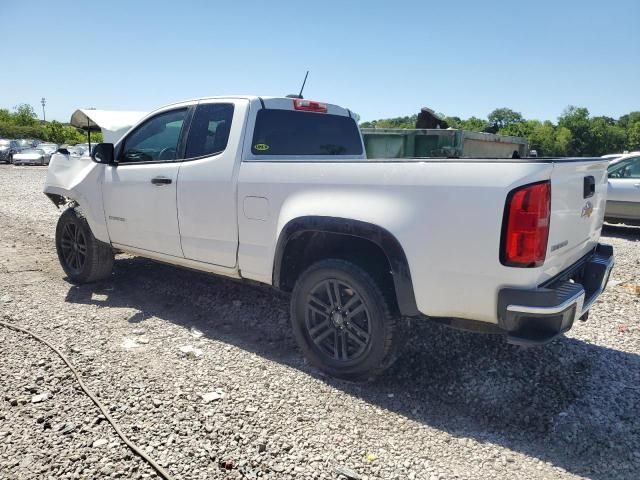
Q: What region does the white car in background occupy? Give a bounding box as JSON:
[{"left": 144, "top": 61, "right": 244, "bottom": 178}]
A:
[
  {"left": 605, "top": 152, "right": 640, "bottom": 225},
  {"left": 38, "top": 143, "right": 59, "bottom": 158},
  {"left": 13, "top": 147, "right": 49, "bottom": 166}
]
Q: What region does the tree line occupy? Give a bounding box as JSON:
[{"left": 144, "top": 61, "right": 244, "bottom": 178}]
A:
[
  {"left": 0, "top": 104, "right": 102, "bottom": 144},
  {"left": 360, "top": 106, "right": 640, "bottom": 157}
]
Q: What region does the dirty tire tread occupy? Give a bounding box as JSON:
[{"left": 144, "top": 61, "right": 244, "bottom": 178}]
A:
[
  {"left": 290, "top": 258, "right": 400, "bottom": 381},
  {"left": 55, "top": 207, "right": 114, "bottom": 283}
]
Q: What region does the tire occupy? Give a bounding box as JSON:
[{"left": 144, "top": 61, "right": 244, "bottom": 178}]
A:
[
  {"left": 290, "top": 259, "right": 400, "bottom": 381},
  {"left": 55, "top": 208, "right": 114, "bottom": 283}
]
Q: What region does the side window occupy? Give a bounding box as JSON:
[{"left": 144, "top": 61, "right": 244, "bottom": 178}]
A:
[
  {"left": 184, "top": 103, "right": 234, "bottom": 159},
  {"left": 628, "top": 158, "right": 640, "bottom": 178},
  {"left": 608, "top": 157, "right": 640, "bottom": 179},
  {"left": 120, "top": 108, "right": 187, "bottom": 163}
]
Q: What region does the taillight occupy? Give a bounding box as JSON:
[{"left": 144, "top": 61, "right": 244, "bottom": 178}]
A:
[
  {"left": 501, "top": 180, "right": 551, "bottom": 267},
  {"left": 293, "top": 99, "right": 327, "bottom": 113}
]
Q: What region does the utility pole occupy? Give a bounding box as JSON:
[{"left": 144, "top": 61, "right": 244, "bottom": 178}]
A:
[{"left": 41, "top": 97, "right": 46, "bottom": 122}]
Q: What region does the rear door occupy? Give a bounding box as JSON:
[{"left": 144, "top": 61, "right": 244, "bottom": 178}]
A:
[
  {"left": 176, "top": 99, "right": 248, "bottom": 267},
  {"left": 606, "top": 156, "right": 640, "bottom": 220},
  {"left": 102, "top": 107, "right": 188, "bottom": 257},
  {"left": 545, "top": 159, "right": 609, "bottom": 269}
]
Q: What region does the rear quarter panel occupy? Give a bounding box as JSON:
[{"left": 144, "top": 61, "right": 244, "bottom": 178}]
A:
[{"left": 237, "top": 160, "right": 555, "bottom": 323}]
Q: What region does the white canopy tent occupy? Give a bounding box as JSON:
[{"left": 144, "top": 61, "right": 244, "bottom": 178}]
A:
[{"left": 69, "top": 109, "right": 148, "bottom": 144}]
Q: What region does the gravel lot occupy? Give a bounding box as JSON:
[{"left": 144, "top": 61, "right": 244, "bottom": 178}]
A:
[{"left": 1, "top": 164, "right": 639, "bottom": 480}]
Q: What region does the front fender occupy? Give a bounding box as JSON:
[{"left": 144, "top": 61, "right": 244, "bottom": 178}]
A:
[{"left": 43, "top": 154, "right": 109, "bottom": 243}]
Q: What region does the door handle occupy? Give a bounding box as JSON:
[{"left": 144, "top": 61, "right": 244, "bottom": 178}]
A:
[
  {"left": 634, "top": 184, "right": 640, "bottom": 189},
  {"left": 151, "top": 177, "right": 172, "bottom": 185}
]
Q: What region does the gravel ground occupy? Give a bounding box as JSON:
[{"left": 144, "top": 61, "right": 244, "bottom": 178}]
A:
[{"left": 0, "top": 164, "right": 639, "bottom": 480}]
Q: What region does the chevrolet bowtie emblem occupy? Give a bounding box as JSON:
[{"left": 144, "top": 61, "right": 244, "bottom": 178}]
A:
[{"left": 581, "top": 201, "right": 594, "bottom": 218}]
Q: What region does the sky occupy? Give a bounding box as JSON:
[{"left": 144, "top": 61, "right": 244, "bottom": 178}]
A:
[{"left": 1, "top": 0, "right": 638, "bottom": 123}]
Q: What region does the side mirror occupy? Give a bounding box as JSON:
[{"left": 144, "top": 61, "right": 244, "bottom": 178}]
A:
[
  {"left": 91, "top": 143, "right": 116, "bottom": 165},
  {"left": 56, "top": 147, "right": 70, "bottom": 155}
]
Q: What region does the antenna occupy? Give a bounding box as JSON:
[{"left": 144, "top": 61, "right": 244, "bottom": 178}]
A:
[
  {"left": 298, "top": 70, "right": 309, "bottom": 98},
  {"left": 286, "top": 70, "right": 309, "bottom": 99}
]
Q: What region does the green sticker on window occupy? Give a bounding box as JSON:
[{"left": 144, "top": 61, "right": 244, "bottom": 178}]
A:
[{"left": 254, "top": 143, "right": 270, "bottom": 151}]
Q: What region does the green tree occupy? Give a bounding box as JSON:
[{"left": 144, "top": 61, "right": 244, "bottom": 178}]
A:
[
  {"left": 90, "top": 131, "right": 103, "bottom": 143},
  {"left": 62, "top": 126, "right": 87, "bottom": 144},
  {"left": 500, "top": 120, "right": 537, "bottom": 139},
  {"left": 488, "top": 108, "right": 523, "bottom": 129},
  {"left": 45, "top": 121, "right": 66, "bottom": 144},
  {"left": 617, "top": 112, "right": 640, "bottom": 129},
  {"left": 558, "top": 106, "right": 591, "bottom": 155},
  {"left": 13, "top": 104, "right": 38, "bottom": 127},
  {"left": 627, "top": 122, "right": 640, "bottom": 151},
  {"left": 554, "top": 127, "right": 572, "bottom": 156},
  {"left": 528, "top": 121, "right": 557, "bottom": 156},
  {"left": 360, "top": 115, "right": 418, "bottom": 129},
  {"left": 0, "top": 108, "right": 11, "bottom": 123},
  {"left": 459, "top": 116, "right": 488, "bottom": 132},
  {"left": 588, "top": 116, "right": 626, "bottom": 155},
  {"left": 443, "top": 116, "right": 462, "bottom": 129}
]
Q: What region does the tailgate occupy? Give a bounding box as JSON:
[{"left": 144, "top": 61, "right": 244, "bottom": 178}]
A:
[{"left": 543, "top": 159, "right": 609, "bottom": 276}]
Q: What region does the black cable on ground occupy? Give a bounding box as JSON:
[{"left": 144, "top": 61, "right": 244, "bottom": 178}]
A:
[{"left": 0, "top": 320, "right": 175, "bottom": 480}]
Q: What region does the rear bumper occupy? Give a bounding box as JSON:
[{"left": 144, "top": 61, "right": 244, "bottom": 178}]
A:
[{"left": 497, "top": 243, "right": 614, "bottom": 346}]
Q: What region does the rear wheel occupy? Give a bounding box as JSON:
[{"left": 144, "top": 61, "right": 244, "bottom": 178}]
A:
[
  {"left": 290, "top": 259, "right": 400, "bottom": 381},
  {"left": 55, "top": 208, "right": 114, "bottom": 283}
]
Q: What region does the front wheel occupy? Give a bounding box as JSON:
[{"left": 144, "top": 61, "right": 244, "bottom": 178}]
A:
[
  {"left": 55, "top": 208, "right": 114, "bottom": 283},
  {"left": 290, "top": 259, "right": 400, "bottom": 381}
]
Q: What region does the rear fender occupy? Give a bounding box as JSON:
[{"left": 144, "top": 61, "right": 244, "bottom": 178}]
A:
[{"left": 273, "top": 216, "right": 419, "bottom": 316}]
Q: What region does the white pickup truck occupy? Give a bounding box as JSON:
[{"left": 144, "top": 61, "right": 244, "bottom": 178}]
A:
[{"left": 44, "top": 96, "right": 615, "bottom": 380}]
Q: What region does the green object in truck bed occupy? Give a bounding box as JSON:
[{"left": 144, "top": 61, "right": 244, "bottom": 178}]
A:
[{"left": 361, "top": 128, "right": 528, "bottom": 159}]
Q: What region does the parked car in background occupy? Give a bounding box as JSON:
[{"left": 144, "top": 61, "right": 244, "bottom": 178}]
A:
[
  {"left": 17, "top": 139, "right": 40, "bottom": 150},
  {"left": 0, "top": 139, "right": 20, "bottom": 163},
  {"left": 13, "top": 148, "right": 49, "bottom": 166},
  {"left": 37, "top": 143, "right": 59, "bottom": 158},
  {"left": 72, "top": 143, "right": 96, "bottom": 156},
  {"left": 606, "top": 152, "right": 640, "bottom": 226}
]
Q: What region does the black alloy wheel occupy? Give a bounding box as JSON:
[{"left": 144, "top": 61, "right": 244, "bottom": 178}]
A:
[
  {"left": 59, "top": 221, "right": 87, "bottom": 275},
  {"left": 304, "top": 278, "right": 372, "bottom": 363},
  {"left": 290, "top": 259, "right": 400, "bottom": 380}
]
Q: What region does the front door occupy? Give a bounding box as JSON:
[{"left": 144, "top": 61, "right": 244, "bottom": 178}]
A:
[{"left": 102, "top": 107, "right": 188, "bottom": 257}]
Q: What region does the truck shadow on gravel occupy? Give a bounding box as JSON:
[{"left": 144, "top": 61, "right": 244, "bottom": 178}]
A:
[
  {"left": 602, "top": 223, "right": 640, "bottom": 240},
  {"left": 64, "top": 256, "right": 640, "bottom": 480}
]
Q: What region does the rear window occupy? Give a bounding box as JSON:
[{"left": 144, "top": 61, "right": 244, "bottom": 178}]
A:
[
  {"left": 251, "top": 109, "right": 363, "bottom": 156},
  {"left": 185, "top": 103, "right": 234, "bottom": 159}
]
